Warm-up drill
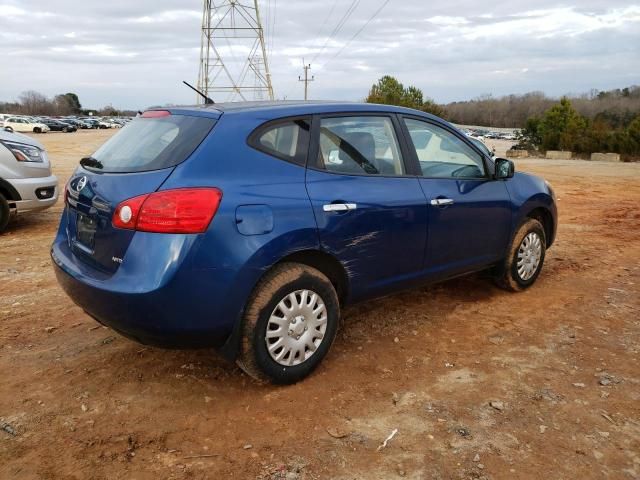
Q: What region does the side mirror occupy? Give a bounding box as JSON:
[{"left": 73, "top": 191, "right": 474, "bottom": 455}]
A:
[{"left": 495, "top": 158, "right": 514, "bottom": 179}]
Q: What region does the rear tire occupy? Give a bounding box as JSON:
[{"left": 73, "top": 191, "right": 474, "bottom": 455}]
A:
[
  {"left": 4, "top": 126, "right": 13, "bottom": 133},
  {"left": 237, "top": 262, "right": 340, "bottom": 384},
  {"left": 495, "top": 218, "right": 546, "bottom": 292},
  {"left": 0, "top": 194, "right": 10, "bottom": 233}
]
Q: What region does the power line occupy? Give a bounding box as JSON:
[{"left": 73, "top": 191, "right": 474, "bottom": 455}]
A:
[
  {"left": 266, "top": 0, "right": 271, "bottom": 53},
  {"left": 310, "top": 0, "right": 361, "bottom": 65},
  {"left": 319, "top": 0, "right": 391, "bottom": 70},
  {"left": 310, "top": 0, "right": 339, "bottom": 46},
  {"left": 267, "top": 0, "right": 277, "bottom": 59}
]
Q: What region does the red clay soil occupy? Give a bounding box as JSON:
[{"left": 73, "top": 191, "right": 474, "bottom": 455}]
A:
[{"left": 1, "top": 131, "right": 639, "bottom": 479}]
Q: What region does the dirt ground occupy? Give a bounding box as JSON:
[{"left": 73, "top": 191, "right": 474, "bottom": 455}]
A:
[{"left": 1, "top": 130, "right": 639, "bottom": 479}]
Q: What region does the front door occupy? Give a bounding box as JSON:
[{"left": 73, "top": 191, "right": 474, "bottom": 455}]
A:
[
  {"left": 401, "top": 117, "right": 512, "bottom": 279},
  {"left": 305, "top": 114, "right": 428, "bottom": 300}
]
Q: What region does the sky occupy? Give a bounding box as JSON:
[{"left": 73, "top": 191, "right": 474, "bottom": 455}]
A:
[{"left": 0, "top": 1, "right": 639, "bottom": 110}]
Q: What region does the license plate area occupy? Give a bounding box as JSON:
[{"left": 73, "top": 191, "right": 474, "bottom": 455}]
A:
[{"left": 76, "top": 213, "right": 97, "bottom": 250}]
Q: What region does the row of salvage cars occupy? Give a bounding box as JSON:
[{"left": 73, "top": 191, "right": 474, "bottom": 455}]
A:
[{"left": 0, "top": 114, "right": 131, "bottom": 134}]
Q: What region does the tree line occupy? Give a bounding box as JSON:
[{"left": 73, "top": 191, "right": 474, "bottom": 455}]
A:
[
  {"left": 445, "top": 87, "right": 640, "bottom": 129},
  {"left": 0, "top": 91, "right": 135, "bottom": 117},
  {"left": 0, "top": 91, "right": 83, "bottom": 116},
  {"left": 365, "top": 76, "right": 640, "bottom": 158},
  {"left": 366, "top": 76, "right": 640, "bottom": 130}
]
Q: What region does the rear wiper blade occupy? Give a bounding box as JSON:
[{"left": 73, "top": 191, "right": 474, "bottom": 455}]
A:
[{"left": 80, "top": 156, "right": 103, "bottom": 169}]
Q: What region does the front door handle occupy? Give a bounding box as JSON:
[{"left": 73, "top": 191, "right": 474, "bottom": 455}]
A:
[
  {"left": 430, "top": 198, "right": 454, "bottom": 206},
  {"left": 323, "top": 203, "right": 357, "bottom": 212}
]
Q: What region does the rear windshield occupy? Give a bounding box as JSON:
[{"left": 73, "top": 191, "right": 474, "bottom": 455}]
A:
[{"left": 81, "top": 114, "right": 216, "bottom": 173}]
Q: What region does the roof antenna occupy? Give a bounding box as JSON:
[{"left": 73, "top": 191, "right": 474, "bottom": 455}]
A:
[{"left": 183, "top": 81, "right": 215, "bottom": 105}]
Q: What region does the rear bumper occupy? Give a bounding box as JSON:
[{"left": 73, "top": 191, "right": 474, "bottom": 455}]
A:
[
  {"left": 10, "top": 174, "right": 58, "bottom": 213},
  {"left": 51, "top": 232, "right": 243, "bottom": 349}
]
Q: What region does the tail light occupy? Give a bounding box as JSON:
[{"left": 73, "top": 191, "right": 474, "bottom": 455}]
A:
[{"left": 112, "top": 188, "right": 222, "bottom": 234}]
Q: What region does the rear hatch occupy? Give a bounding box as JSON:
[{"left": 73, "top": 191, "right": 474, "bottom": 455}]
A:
[{"left": 64, "top": 111, "right": 217, "bottom": 273}]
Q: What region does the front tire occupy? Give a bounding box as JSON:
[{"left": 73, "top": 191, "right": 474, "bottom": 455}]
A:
[
  {"left": 237, "top": 263, "right": 340, "bottom": 384},
  {"left": 496, "top": 218, "right": 546, "bottom": 291},
  {"left": 0, "top": 194, "right": 10, "bottom": 233}
]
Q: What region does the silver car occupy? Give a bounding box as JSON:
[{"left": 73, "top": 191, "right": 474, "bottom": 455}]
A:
[{"left": 0, "top": 129, "right": 58, "bottom": 232}]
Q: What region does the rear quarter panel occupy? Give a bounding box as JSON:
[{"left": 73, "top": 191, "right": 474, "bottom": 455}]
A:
[{"left": 160, "top": 111, "right": 320, "bottom": 334}]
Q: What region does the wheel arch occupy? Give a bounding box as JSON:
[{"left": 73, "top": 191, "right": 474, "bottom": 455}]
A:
[
  {"left": 525, "top": 206, "right": 555, "bottom": 248},
  {"left": 275, "top": 249, "right": 350, "bottom": 306},
  {"left": 219, "top": 248, "right": 349, "bottom": 361},
  {"left": 0, "top": 177, "right": 21, "bottom": 202}
]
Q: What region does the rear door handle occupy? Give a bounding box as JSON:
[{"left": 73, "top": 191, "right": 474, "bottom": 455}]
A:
[
  {"left": 430, "top": 198, "right": 454, "bottom": 206},
  {"left": 323, "top": 203, "right": 357, "bottom": 212}
]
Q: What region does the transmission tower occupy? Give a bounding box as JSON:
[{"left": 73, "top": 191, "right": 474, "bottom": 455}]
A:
[{"left": 197, "top": 0, "right": 274, "bottom": 103}]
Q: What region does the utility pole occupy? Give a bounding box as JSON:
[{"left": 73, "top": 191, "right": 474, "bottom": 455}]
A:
[
  {"left": 298, "top": 61, "right": 314, "bottom": 100},
  {"left": 197, "top": 0, "right": 274, "bottom": 103}
]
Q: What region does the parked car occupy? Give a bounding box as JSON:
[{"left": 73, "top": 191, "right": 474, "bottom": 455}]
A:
[
  {"left": 80, "top": 119, "right": 101, "bottom": 129},
  {"left": 100, "top": 118, "right": 121, "bottom": 128},
  {"left": 0, "top": 129, "right": 58, "bottom": 232},
  {"left": 42, "top": 119, "right": 77, "bottom": 133},
  {"left": 51, "top": 102, "right": 557, "bottom": 384},
  {"left": 3, "top": 117, "right": 50, "bottom": 134},
  {"left": 94, "top": 119, "right": 112, "bottom": 129},
  {"left": 63, "top": 118, "right": 91, "bottom": 129},
  {"left": 469, "top": 136, "right": 495, "bottom": 158}
]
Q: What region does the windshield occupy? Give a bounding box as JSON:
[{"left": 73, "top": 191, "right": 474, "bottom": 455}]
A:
[
  {"left": 470, "top": 137, "right": 492, "bottom": 157},
  {"left": 82, "top": 114, "right": 215, "bottom": 173}
]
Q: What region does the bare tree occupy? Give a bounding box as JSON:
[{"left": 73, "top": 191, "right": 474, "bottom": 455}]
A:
[
  {"left": 18, "top": 91, "right": 52, "bottom": 115},
  {"left": 444, "top": 86, "right": 640, "bottom": 128}
]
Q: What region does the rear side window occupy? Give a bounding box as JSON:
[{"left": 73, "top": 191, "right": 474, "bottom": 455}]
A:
[
  {"left": 81, "top": 113, "right": 216, "bottom": 173},
  {"left": 249, "top": 118, "right": 310, "bottom": 165},
  {"left": 318, "top": 116, "right": 405, "bottom": 176}
]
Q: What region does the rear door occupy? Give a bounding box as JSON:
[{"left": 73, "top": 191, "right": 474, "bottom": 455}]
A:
[
  {"left": 64, "top": 111, "right": 217, "bottom": 273},
  {"left": 400, "top": 116, "right": 512, "bottom": 278},
  {"left": 305, "top": 114, "right": 427, "bottom": 300},
  {"left": 10, "top": 118, "right": 27, "bottom": 132}
]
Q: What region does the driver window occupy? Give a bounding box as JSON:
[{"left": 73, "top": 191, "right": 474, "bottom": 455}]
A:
[
  {"left": 404, "top": 118, "right": 486, "bottom": 178},
  {"left": 318, "top": 116, "right": 404, "bottom": 175}
]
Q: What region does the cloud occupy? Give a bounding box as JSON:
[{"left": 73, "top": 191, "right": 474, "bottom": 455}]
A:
[
  {"left": 427, "top": 16, "right": 470, "bottom": 26},
  {"left": 0, "top": 0, "right": 638, "bottom": 108}
]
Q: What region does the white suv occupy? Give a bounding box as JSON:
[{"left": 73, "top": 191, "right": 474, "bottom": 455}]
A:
[
  {"left": 0, "top": 129, "right": 58, "bottom": 232},
  {"left": 3, "top": 117, "right": 50, "bottom": 134}
]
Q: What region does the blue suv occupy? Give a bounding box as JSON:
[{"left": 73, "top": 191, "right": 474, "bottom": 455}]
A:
[{"left": 52, "top": 102, "right": 557, "bottom": 384}]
